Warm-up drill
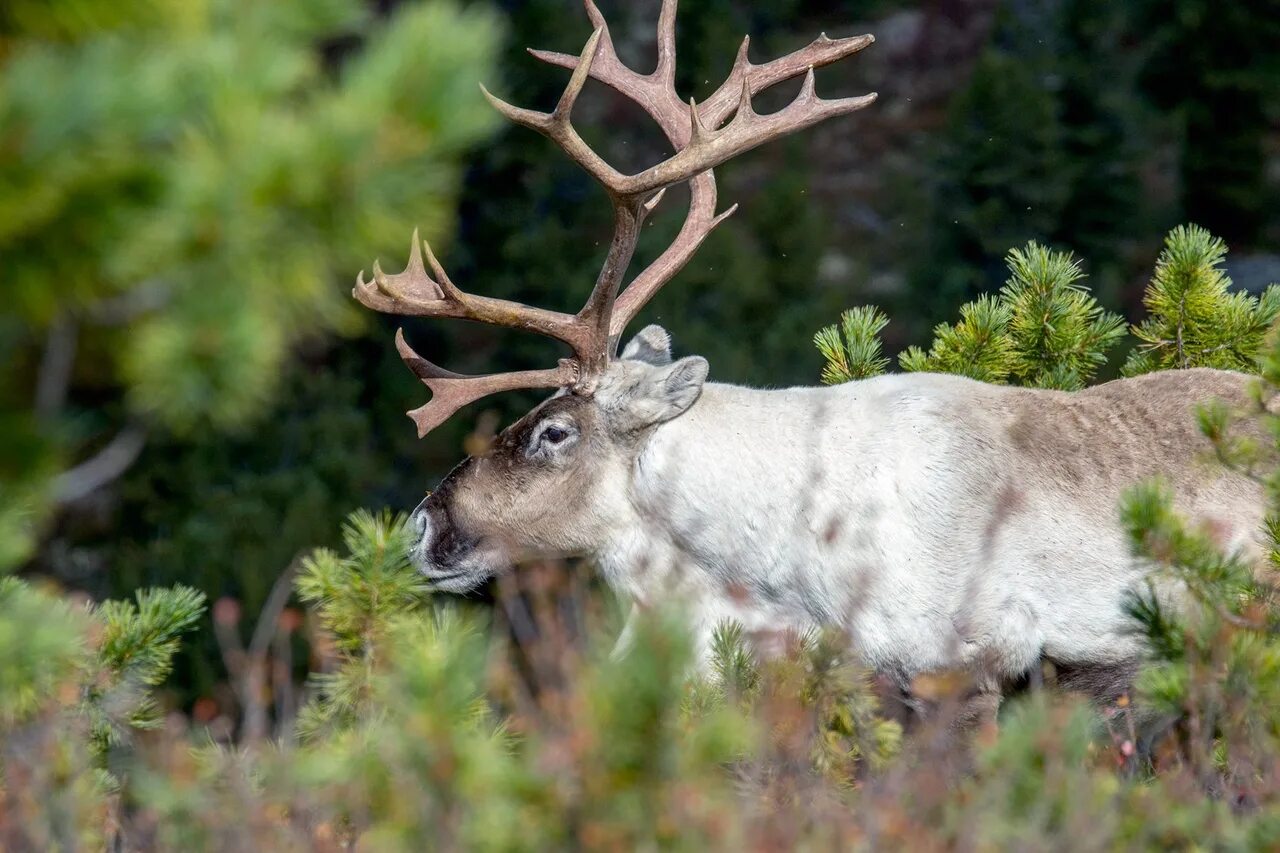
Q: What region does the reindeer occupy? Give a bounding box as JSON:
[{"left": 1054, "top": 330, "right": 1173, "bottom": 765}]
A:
[{"left": 353, "top": 2, "right": 1264, "bottom": 722}]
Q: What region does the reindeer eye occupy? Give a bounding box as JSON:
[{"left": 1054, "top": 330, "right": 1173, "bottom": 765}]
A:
[{"left": 542, "top": 426, "right": 569, "bottom": 445}]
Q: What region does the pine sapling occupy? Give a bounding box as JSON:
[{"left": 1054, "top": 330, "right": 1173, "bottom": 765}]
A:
[
  {"left": 87, "top": 585, "right": 206, "bottom": 753},
  {"left": 1124, "top": 224, "right": 1280, "bottom": 375},
  {"left": 1001, "top": 242, "right": 1125, "bottom": 389},
  {"left": 899, "top": 242, "right": 1122, "bottom": 388},
  {"left": 294, "top": 509, "right": 429, "bottom": 740}
]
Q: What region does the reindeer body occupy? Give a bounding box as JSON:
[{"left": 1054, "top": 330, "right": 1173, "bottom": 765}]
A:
[
  {"left": 354, "top": 4, "right": 1264, "bottom": 710},
  {"left": 601, "top": 367, "right": 1261, "bottom": 695}
]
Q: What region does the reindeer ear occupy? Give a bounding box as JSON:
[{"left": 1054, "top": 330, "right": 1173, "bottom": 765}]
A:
[
  {"left": 610, "top": 356, "right": 708, "bottom": 431},
  {"left": 620, "top": 325, "right": 672, "bottom": 366}
]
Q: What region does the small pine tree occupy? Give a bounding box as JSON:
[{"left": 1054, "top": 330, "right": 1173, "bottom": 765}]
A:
[
  {"left": 1114, "top": 324, "right": 1280, "bottom": 795},
  {"left": 1124, "top": 224, "right": 1280, "bottom": 375},
  {"left": 0, "top": 577, "right": 203, "bottom": 752},
  {"left": 1120, "top": 475, "right": 1280, "bottom": 792},
  {"left": 1001, "top": 243, "right": 1127, "bottom": 389},
  {"left": 293, "top": 509, "right": 430, "bottom": 740},
  {"left": 86, "top": 585, "right": 206, "bottom": 755},
  {"left": 0, "top": 577, "right": 203, "bottom": 848}
]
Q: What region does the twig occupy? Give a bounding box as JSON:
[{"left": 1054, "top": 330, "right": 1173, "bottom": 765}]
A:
[
  {"left": 84, "top": 280, "right": 171, "bottom": 326},
  {"left": 35, "top": 315, "right": 78, "bottom": 420},
  {"left": 242, "top": 558, "right": 303, "bottom": 743},
  {"left": 52, "top": 426, "right": 147, "bottom": 504}
]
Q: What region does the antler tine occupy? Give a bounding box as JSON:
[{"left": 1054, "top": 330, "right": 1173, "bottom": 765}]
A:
[
  {"left": 354, "top": 232, "right": 592, "bottom": 354},
  {"left": 618, "top": 79, "right": 877, "bottom": 197},
  {"left": 353, "top": 228, "right": 443, "bottom": 310},
  {"left": 702, "top": 32, "right": 876, "bottom": 128},
  {"left": 583, "top": 0, "right": 606, "bottom": 30},
  {"left": 528, "top": 16, "right": 686, "bottom": 143},
  {"left": 481, "top": 28, "right": 627, "bottom": 195},
  {"left": 395, "top": 330, "right": 578, "bottom": 438},
  {"left": 654, "top": 0, "right": 678, "bottom": 85}
]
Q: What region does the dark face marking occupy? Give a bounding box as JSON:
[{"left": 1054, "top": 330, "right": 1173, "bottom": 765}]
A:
[
  {"left": 482, "top": 394, "right": 593, "bottom": 470},
  {"left": 412, "top": 393, "right": 601, "bottom": 580}
]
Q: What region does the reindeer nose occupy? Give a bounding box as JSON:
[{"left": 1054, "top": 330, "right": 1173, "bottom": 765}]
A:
[{"left": 410, "top": 495, "right": 432, "bottom": 538}]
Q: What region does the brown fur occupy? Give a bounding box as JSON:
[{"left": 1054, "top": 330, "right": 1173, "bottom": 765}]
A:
[{"left": 995, "top": 368, "right": 1265, "bottom": 558}]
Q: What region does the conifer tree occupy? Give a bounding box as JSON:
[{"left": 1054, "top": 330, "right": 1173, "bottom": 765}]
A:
[
  {"left": 85, "top": 586, "right": 206, "bottom": 754},
  {"left": 899, "top": 294, "right": 1018, "bottom": 384},
  {"left": 819, "top": 241, "right": 1124, "bottom": 390},
  {"left": 0, "top": 576, "right": 204, "bottom": 848},
  {"left": 0, "top": 578, "right": 204, "bottom": 752},
  {"left": 293, "top": 509, "right": 430, "bottom": 739},
  {"left": 901, "top": 242, "right": 1124, "bottom": 389},
  {"left": 1001, "top": 243, "right": 1127, "bottom": 389},
  {"left": 1123, "top": 224, "right": 1280, "bottom": 375}
]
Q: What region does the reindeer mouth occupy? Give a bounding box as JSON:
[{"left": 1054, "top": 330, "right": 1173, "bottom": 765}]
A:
[
  {"left": 421, "top": 568, "right": 485, "bottom": 594},
  {"left": 409, "top": 514, "right": 497, "bottom": 594}
]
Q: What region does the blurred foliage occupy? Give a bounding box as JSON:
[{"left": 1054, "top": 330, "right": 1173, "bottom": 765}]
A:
[
  {"left": 1115, "top": 346, "right": 1280, "bottom": 812},
  {"left": 0, "top": 0, "right": 502, "bottom": 569},
  {"left": 0, "top": 577, "right": 202, "bottom": 846},
  {"left": 902, "top": 0, "right": 1156, "bottom": 319},
  {"left": 86, "top": 585, "right": 205, "bottom": 756},
  {"left": 1130, "top": 0, "right": 1280, "bottom": 247},
  {"left": 901, "top": 0, "right": 1279, "bottom": 325}
]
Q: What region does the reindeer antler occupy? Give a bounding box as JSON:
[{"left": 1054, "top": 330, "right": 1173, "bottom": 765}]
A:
[{"left": 355, "top": 0, "right": 876, "bottom": 437}]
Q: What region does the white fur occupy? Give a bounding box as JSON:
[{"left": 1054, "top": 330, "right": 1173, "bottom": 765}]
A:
[{"left": 591, "top": 372, "right": 1260, "bottom": 689}]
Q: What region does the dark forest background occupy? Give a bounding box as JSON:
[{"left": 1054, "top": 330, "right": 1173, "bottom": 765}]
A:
[{"left": 6, "top": 0, "right": 1278, "bottom": 708}]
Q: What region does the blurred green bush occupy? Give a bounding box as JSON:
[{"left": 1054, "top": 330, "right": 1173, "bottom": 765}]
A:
[{"left": 1, "top": 0, "right": 502, "bottom": 570}]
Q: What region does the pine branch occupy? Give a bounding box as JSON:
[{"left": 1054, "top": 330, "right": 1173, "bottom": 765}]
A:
[
  {"left": 814, "top": 307, "right": 891, "bottom": 384},
  {"left": 899, "top": 294, "right": 1015, "bottom": 382}
]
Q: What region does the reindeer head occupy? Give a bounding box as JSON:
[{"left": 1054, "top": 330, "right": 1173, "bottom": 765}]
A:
[
  {"left": 407, "top": 326, "right": 706, "bottom": 591},
  {"left": 354, "top": 0, "right": 876, "bottom": 591}
]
